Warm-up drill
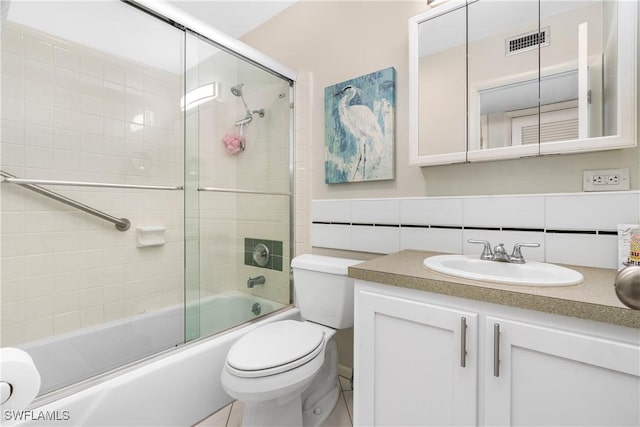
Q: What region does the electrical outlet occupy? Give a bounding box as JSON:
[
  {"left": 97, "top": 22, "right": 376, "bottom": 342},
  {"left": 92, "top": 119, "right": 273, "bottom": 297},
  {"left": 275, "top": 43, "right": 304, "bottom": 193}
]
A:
[{"left": 583, "top": 168, "right": 630, "bottom": 191}]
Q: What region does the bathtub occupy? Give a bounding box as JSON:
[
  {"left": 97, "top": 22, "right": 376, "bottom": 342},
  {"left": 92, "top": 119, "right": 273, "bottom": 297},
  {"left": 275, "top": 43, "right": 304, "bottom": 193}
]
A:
[{"left": 13, "top": 292, "right": 295, "bottom": 426}]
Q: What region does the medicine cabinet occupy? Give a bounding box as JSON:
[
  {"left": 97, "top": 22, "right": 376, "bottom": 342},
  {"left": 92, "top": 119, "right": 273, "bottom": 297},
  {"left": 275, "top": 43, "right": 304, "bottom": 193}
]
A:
[{"left": 409, "top": 0, "right": 637, "bottom": 166}]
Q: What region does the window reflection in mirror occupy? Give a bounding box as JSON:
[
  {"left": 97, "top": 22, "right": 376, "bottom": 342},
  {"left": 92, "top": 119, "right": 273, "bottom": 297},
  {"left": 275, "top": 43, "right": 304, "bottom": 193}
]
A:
[
  {"left": 410, "top": 0, "right": 635, "bottom": 166},
  {"left": 467, "top": 0, "right": 540, "bottom": 153},
  {"left": 417, "top": 4, "right": 466, "bottom": 158}
]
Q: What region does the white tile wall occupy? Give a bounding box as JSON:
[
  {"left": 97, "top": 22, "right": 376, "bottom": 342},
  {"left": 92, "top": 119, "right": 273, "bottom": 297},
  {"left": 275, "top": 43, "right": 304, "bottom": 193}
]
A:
[
  {"left": 463, "top": 196, "right": 545, "bottom": 229},
  {"left": 400, "top": 198, "right": 463, "bottom": 226},
  {"left": 1, "top": 22, "right": 184, "bottom": 346},
  {"left": 545, "top": 193, "right": 640, "bottom": 231},
  {"left": 545, "top": 233, "right": 618, "bottom": 269},
  {"left": 351, "top": 225, "right": 400, "bottom": 254},
  {"left": 351, "top": 199, "right": 399, "bottom": 225},
  {"left": 400, "top": 228, "right": 463, "bottom": 254},
  {"left": 311, "top": 191, "right": 640, "bottom": 269}
]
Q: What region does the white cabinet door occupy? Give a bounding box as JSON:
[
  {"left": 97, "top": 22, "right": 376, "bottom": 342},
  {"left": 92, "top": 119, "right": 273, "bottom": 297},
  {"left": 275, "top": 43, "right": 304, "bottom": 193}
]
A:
[
  {"left": 355, "top": 289, "right": 478, "bottom": 427},
  {"left": 485, "top": 316, "right": 640, "bottom": 427}
]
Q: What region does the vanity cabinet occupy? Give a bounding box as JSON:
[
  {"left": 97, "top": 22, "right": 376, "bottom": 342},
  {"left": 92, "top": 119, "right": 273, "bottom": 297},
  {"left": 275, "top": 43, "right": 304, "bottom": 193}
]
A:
[
  {"left": 355, "top": 289, "right": 478, "bottom": 426},
  {"left": 354, "top": 280, "right": 640, "bottom": 426},
  {"left": 485, "top": 316, "right": 640, "bottom": 426}
]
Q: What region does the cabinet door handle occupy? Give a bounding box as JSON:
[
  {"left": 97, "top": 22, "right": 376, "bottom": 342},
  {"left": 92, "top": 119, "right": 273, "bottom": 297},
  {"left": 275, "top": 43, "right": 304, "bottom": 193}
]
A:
[
  {"left": 493, "top": 323, "right": 500, "bottom": 377},
  {"left": 460, "top": 317, "right": 467, "bottom": 368}
]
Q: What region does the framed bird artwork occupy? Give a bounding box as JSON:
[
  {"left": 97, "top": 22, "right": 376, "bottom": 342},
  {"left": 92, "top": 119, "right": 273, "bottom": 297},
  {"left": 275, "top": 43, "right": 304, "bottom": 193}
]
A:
[{"left": 324, "top": 67, "right": 396, "bottom": 184}]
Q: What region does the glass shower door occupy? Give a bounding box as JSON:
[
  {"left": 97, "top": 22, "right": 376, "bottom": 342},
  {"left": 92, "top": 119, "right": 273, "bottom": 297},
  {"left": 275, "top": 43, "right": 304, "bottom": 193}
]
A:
[
  {"left": 184, "top": 31, "right": 293, "bottom": 340},
  {"left": 0, "top": 0, "right": 185, "bottom": 396}
]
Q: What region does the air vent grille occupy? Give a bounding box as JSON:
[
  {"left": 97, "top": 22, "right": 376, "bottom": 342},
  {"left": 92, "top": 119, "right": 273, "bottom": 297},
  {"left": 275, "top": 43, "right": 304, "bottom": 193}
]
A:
[{"left": 506, "top": 27, "right": 550, "bottom": 56}]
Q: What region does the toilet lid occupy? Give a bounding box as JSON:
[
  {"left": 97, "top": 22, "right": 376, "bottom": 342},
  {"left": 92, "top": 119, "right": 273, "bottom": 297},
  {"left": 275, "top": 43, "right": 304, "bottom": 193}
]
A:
[{"left": 226, "top": 320, "right": 325, "bottom": 378}]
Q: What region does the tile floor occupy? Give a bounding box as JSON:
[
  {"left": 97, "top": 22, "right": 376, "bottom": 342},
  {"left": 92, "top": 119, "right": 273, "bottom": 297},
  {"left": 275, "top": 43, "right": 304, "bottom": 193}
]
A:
[{"left": 194, "top": 376, "right": 353, "bottom": 427}]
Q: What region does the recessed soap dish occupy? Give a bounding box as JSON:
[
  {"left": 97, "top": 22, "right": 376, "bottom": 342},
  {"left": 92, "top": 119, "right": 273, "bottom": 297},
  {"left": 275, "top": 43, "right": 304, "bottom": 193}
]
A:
[{"left": 136, "top": 226, "right": 166, "bottom": 248}]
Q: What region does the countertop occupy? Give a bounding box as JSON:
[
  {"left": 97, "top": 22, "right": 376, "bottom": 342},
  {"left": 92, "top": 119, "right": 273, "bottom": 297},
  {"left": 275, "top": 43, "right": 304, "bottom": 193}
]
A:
[{"left": 348, "top": 250, "right": 640, "bottom": 329}]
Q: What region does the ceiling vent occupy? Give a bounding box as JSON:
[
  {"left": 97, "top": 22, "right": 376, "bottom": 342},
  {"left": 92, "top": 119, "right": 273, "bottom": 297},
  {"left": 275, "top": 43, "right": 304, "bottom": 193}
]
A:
[{"left": 506, "top": 27, "right": 550, "bottom": 56}]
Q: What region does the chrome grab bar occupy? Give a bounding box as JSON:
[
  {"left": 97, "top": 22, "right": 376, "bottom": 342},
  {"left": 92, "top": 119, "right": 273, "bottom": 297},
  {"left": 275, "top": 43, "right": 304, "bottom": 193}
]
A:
[
  {"left": 1, "top": 177, "right": 183, "bottom": 191},
  {"left": 1, "top": 170, "right": 131, "bottom": 232},
  {"left": 198, "top": 187, "right": 291, "bottom": 196}
]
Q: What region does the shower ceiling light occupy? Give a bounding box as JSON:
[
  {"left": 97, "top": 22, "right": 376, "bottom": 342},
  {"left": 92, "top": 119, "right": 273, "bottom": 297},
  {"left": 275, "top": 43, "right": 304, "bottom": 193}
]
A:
[{"left": 181, "top": 82, "right": 219, "bottom": 111}]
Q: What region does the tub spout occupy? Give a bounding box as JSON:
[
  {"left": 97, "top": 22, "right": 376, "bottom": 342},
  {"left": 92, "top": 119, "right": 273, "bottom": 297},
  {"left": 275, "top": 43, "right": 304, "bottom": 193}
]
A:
[{"left": 247, "top": 275, "right": 265, "bottom": 288}]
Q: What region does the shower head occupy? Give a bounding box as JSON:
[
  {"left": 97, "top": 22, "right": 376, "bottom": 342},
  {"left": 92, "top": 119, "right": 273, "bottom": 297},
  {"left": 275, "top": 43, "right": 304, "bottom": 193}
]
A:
[{"left": 230, "top": 83, "right": 244, "bottom": 97}]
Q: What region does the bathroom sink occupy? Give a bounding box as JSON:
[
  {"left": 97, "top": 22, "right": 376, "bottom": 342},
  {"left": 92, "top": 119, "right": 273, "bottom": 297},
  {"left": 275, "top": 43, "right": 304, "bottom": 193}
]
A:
[{"left": 423, "top": 255, "right": 584, "bottom": 287}]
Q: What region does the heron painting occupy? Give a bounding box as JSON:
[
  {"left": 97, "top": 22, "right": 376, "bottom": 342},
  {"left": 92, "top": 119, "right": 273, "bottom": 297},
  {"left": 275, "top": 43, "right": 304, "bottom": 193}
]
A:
[{"left": 324, "top": 67, "right": 395, "bottom": 184}]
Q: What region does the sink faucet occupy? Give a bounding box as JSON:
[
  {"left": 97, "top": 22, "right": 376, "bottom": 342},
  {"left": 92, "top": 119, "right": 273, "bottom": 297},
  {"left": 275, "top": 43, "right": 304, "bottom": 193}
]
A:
[
  {"left": 247, "top": 275, "right": 266, "bottom": 288},
  {"left": 468, "top": 240, "right": 540, "bottom": 264}
]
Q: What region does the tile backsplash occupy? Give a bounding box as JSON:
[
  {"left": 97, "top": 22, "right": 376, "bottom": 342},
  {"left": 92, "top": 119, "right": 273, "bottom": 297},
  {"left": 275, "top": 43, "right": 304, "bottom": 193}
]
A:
[
  {"left": 244, "top": 238, "right": 284, "bottom": 271},
  {"left": 311, "top": 191, "right": 640, "bottom": 269}
]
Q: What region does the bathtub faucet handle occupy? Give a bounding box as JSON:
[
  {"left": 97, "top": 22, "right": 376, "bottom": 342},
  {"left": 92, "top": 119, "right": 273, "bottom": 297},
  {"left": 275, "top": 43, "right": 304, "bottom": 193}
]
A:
[{"left": 247, "top": 275, "right": 266, "bottom": 288}]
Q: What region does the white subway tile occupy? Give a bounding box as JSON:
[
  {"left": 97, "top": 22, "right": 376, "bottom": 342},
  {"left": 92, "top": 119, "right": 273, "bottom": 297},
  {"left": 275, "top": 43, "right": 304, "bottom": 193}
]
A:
[
  {"left": 1, "top": 301, "right": 25, "bottom": 326},
  {"left": 54, "top": 46, "right": 79, "bottom": 72},
  {"left": 25, "top": 125, "right": 54, "bottom": 148},
  {"left": 125, "top": 68, "right": 144, "bottom": 90},
  {"left": 80, "top": 306, "right": 104, "bottom": 328},
  {"left": 400, "top": 227, "right": 463, "bottom": 254},
  {"left": 80, "top": 54, "right": 103, "bottom": 78},
  {"left": 400, "top": 198, "right": 463, "bottom": 226},
  {"left": 53, "top": 86, "right": 79, "bottom": 111},
  {"left": 2, "top": 98, "right": 24, "bottom": 122},
  {"left": 53, "top": 108, "right": 80, "bottom": 131},
  {"left": 2, "top": 75, "right": 25, "bottom": 101},
  {"left": 23, "top": 317, "right": 53, "bottom": 341},
  {"left": 546, "top": 233, "right": 617, "bottom": 269},
  {"left": 52, "top": 291, "right": 80, "bottom": 314},
  {"left": 54, "top": 311, "right": 81, "bottom": 334},
  {"left": 24, "top": 35, "right": 53, "bottom": 63},
  {"left": 351, "top": 225, "right": 399, "bottom": 254},
  {"left": 311, "top": 200, "right": 351, "bottom": 223},
  {"left": 2, "top": 29, "right": 23, "bottom": 56},
  {"left": 2, "top": 119, "right": 25, "bottom": 144},
  {"left": 351, "top": 199, "right": 399, "bottom": 224},
  {"left": 80, "top": 113, "right": 103, "bottom": 134},
  {"left": 310, "top": 223, "right": 351, "bottom": 250},
  {"left": 25, "top": 81, "right": 53, "bottom": 106},
  {"left": 24, "top": 58, "right": 52, "bottom": 85},
  {"left": 464, "top": 196, "right": 545, "bottom": 229},
  {"left": 25, "top": 102, "right": 53, "bottom": 126},
  {"left": 104, "top": 63, "right": 125, "bottom": 85},
  {"left": 546, "top": 193, "right": 640, "bottom": 231},
  {"left": 1, "top": 143, "right": 25, "bottom": 166},
  {"left": 23, "top": 296, "right": 54, "bottom": 321}
]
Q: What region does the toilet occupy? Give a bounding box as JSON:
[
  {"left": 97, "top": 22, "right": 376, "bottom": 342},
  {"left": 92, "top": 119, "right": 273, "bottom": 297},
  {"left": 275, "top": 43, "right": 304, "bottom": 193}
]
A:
[{"left": 221, "top": 254, "right": 362, "bottom": 427}]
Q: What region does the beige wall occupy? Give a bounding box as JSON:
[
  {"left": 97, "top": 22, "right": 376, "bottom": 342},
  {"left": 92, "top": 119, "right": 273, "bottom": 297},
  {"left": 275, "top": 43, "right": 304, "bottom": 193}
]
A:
[{"left": 243, "top": 1, "right": 639, "bottom": 199}]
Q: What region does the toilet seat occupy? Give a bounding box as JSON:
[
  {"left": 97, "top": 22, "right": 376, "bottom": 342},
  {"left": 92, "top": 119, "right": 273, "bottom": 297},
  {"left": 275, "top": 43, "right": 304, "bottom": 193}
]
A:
[{"left": 226, "top": 320, "right": 325, "bottom": 378}]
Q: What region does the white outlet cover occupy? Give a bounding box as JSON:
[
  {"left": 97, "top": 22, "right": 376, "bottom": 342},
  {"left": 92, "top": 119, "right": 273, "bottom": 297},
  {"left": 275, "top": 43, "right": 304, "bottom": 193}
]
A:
[{"left": 583, "top": 168, "right": 630, "bottom": 191}]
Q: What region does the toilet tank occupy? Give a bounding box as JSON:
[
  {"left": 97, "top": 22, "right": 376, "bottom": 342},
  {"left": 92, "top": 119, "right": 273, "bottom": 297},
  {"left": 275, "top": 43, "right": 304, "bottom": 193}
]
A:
[{"left": 291, "top": 254, "right": 362, "bottom": 329}]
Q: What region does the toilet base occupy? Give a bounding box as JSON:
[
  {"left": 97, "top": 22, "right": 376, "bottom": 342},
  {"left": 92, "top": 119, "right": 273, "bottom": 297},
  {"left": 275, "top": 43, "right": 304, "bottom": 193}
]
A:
[
  {"left": 242, "top": 396, "right": 303, "bottom": 427},
  {"left": 302, "top": 383, "right": 339, "bottom": 427}
]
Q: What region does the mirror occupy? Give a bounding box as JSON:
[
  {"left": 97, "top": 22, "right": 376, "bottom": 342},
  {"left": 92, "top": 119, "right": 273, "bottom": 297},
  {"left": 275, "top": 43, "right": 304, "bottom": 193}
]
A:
[{"left": 409, "top": 0, "right": 637, "bottom": 166}]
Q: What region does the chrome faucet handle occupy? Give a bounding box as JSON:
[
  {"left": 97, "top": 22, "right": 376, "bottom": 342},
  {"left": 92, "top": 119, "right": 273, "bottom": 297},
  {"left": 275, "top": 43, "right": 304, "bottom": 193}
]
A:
[
  {"left": 492, "top": 243, "right": 510, "bottom": 262},
  {"left": 468, "top": 239, "right": 493, "bottom": 260},
  {"left": 510, "top": 243, "right": 541, "bottom": 264}
]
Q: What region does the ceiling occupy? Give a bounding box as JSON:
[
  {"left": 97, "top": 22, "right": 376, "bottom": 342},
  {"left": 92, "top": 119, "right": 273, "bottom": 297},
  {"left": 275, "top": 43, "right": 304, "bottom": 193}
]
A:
[
  {"left": 6, "top": 0, "right": 297, "bottom": 74},
  {"left": 168, "top": 1, "right": 297, "bottom": 39}
]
